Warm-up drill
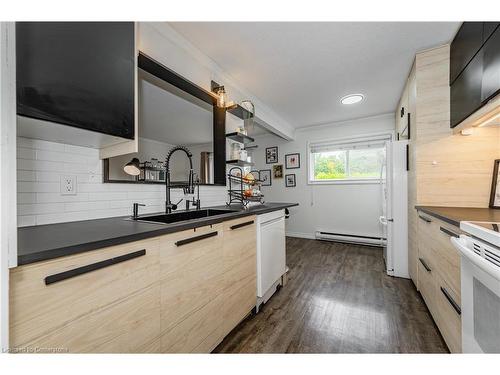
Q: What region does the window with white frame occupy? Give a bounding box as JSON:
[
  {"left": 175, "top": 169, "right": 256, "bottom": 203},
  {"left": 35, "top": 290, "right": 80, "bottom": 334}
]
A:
[{"left": 308, "top": 135, "right": 389, "bottom": 183}]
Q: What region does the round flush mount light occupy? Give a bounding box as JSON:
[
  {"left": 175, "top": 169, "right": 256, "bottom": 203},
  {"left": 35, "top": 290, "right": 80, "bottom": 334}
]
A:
[{"left": 341, "top": 94, "right": 364, "bottom": 105}]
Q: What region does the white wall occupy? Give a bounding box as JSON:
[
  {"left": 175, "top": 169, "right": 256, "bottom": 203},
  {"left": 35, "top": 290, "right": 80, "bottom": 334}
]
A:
[
  {"left": 253, "top": 114, "right": 395, "bottom": 239},
  {"left": 16, "top": 137, "right": 227, "bottom": 226}
]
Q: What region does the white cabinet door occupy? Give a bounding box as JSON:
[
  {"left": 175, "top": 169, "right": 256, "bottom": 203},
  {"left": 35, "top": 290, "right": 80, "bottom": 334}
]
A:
[{"left": 257, "top": 216, "right": 286, "bottom": 297}]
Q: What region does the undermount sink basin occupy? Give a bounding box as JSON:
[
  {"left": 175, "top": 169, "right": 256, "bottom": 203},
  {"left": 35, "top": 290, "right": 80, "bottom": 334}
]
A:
[{"left": 134, "top": 209, "right": 238, "bottom": 225}]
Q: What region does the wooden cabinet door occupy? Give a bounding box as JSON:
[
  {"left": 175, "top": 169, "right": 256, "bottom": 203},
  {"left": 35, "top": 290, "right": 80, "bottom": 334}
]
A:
[
  {"left": 222, "top": 216, "right": 257, "bottom": 337},
  {"left": 10, "top": 238, "right": 161, "bottom": 353},
  {"left": 434, "top": 273, "right": 462, "bottom": 353},
  {"left": 159, "top": 224, "right": 225, "bottom": 353}
]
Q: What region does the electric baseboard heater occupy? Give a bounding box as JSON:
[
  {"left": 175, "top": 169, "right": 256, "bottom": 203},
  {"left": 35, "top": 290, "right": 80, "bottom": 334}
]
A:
[{"left": 315, "top": 231, "right": 386, "bottom": 247}]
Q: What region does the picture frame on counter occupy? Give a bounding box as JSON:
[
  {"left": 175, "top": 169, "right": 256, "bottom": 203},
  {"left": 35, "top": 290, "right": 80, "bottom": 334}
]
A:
[
  {"left": 285, "top": 174, "right": 296, "bottom": 187},
  {"left": 285, "top": 153, "right": 300, "bottom": 169},
  {"left": 273, "top": 164, "right": 283, "bottom": 179},
  {"left": 489, "top": 159, "right": 500, "bottom": 209},
  {"left": 260, "top": 169, "right": 272, "bottom": 186},
  {"left": 266, "top": 146, "right": 278, "bottom": 164}
]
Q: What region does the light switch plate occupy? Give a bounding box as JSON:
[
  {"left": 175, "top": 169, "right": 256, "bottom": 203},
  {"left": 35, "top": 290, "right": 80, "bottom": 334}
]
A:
[{"left": 61, "top": 175, "right": 77, "bottom": 195}]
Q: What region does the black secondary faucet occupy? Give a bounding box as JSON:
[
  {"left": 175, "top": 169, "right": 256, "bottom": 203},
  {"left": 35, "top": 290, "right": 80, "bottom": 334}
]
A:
[{"left": 164, "top": 145, "right": 195, "bottom": 214}]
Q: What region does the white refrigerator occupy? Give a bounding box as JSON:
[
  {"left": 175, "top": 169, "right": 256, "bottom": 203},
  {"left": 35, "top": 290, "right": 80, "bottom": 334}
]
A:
[{"left": 380, "top": 140, "right": 409, "bottom": 278}]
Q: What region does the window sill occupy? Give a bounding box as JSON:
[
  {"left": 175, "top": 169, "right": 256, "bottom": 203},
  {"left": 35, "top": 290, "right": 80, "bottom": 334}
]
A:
[{"left": 308, "top": 179, "right": 383, "bottom": 185}]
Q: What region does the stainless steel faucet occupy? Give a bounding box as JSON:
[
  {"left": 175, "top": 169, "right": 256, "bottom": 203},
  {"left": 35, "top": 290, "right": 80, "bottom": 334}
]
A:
[{"left": 164, "top": 145, "right": 195, "bottom": 214}]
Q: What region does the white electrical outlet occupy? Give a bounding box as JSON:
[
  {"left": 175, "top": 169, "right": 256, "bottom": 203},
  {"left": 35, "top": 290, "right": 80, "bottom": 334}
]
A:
[{"left": 61, "top": 175, "right": 77, "bottom": 195}]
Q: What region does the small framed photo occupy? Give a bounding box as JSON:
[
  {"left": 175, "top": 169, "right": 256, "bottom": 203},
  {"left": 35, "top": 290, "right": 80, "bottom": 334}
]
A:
[
  {"left": 260, "top": 169, "right": 272, "bottom": 186},
  {"left": 285, "top": 174, "right": 296, "bottom": 187},
  {"left": 266, "top": 146, "right": 278, "bottom": 164},
  {"left": 489, "top": 159, "right": 500, "bottom": 208},
  {"left": 273, "top": 164, "right": 283, "bottom": 179},
  {"left": 285, "top": 153, "right": 300, "bottom": 169}
]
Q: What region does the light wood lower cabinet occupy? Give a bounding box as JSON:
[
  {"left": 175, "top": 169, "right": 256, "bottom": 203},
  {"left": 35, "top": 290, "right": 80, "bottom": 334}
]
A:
[
  {"left": 10, "top": 216, "right": 258, "bottom": 353},
  {"left": 222, "top": 217, "right": 257, "bottom": 337},
  {"left": 416, "top": 211, "right": 462, "bottom": 353},
  {"left": 159, "top": 224, "right": 225, "bottom": 353},
  {"left": 9, "top": 238, "right": 161, "bottom": 353}
]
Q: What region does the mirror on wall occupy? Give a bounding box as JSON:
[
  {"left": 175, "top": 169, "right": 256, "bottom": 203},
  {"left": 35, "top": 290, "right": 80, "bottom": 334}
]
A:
[{"left": 105, "top": 56, "right": 222, "bottom": 186}]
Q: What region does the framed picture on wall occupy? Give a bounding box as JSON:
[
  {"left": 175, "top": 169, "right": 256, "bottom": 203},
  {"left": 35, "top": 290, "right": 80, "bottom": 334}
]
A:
[
  {"left": 285, "top": 153, "right": 300, "bottom": 169},
  {"left": 285, "top": 174, "right": 296, "bottom": 187},
  {"left": 266, "top": 146, "right": 278, "bottom": 164},
  {"left": 490, "top": 159, "right": 500, "bottom": 208},
  {"left": 273, "top": 164, "right": 283, "bottom": 179},
  {"left": 260, "top": 169, "right": 272, "bottom": 186}
]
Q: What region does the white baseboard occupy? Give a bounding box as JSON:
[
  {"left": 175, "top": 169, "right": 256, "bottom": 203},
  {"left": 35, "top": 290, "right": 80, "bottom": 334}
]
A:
[{"left": 285, "top": 231, "right": 316, "bottom": 240}]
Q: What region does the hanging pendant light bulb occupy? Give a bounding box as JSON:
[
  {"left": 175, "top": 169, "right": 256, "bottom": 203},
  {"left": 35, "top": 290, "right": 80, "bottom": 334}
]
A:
[{"left": 216, "top": 86, "right": 227, "bottom": 108}]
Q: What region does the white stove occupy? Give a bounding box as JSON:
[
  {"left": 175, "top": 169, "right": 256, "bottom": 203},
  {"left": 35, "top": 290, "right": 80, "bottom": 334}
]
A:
[{"left": 451, "top": 221, "right": 500, "bottom": 353}]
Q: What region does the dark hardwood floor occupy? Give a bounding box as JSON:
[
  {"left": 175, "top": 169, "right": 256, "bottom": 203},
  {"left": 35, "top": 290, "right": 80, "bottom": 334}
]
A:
[{"left": 214, "top": 237, "right": 448, "bottom": 353}]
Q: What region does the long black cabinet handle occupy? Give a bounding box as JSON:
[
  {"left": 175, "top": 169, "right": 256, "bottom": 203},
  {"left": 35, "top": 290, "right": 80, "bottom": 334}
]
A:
[
  {"left": 440, "top": 226, "right": 459, "bottom": 238},
  {"left": 441, "top": 287, "right": 461, "bottom": 315},
  {"left": 418, "top": 215, "right": 432, "bottom": 223},
  {"left": 230, "top": 220, "right": 254, "bottom": 230},
  {"left": 419, "top": 257, "right": 432, "bottom": 272},
  {"left": 44, "top": 249, "right": 146, "bottom": 285},
  {"left": 175, "top": 231, "right": 218, "bottom": 247}
]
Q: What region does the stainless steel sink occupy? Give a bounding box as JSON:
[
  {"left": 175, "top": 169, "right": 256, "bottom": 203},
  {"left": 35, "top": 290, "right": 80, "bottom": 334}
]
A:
[{"left": 132, "top": 209, "right": 238, "bottom": 225}]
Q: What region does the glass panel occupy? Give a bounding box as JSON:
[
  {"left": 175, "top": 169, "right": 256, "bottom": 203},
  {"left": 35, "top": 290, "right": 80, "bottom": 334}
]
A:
[
  {"left": 473, "top": 277, "right": 500, "bottom": 353},
  {"left": 312, "top": 150, "right": 347, "bottom": 180},
  {"left": 348, "top": 147, "right": 385, "bottom": 179}
]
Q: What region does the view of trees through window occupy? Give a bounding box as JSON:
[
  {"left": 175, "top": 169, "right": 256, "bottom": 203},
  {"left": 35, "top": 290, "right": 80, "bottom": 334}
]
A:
[{"left": 312, "top": 147, "right": 385, "bottom": 180}]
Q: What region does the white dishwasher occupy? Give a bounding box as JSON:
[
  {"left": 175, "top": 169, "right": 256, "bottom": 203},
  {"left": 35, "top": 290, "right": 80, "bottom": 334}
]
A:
[{"left": 256, "top": 209, "right": 286, "bottom": 310}]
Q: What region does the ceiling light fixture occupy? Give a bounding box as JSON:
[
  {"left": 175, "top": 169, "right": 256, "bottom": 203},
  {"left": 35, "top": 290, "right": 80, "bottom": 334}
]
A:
[{"left": 341, "top": 94, "right": 364, "bottom": 105}]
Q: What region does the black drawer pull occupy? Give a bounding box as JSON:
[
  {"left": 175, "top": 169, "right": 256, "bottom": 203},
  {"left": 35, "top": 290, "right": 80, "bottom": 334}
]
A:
[
  {"left": 419, "top": 257, "right": 432, "bottom": 272},
  {"left": 418, "top": 215, "right": 432, "bottom": 223},
  {"left": 230, "top": 220, "right": 254, "bottom": 230},
  {"left": 175, "top": 231, "right": 218, "bottom": 247},
  {"left": 440, "top": 287, "right": 461, "bottom": 315},
  {"left": 439, "top": 226, "right": 459, "bottom": 238},
  {"left": 44, "top": 249, "right": 146, "bottom": 285}
]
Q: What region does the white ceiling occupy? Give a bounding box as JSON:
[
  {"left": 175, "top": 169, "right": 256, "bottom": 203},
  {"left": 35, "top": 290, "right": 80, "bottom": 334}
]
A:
[{"left": 169, "top": 22, "right": 461, "bottom": 128}]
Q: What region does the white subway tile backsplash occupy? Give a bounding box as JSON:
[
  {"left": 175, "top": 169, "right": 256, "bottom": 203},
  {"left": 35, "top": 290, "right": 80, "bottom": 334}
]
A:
[
  {"left": 18, "top": 181, "right": 60, "bottom": 193},
  {"left": 17, "top": 170, "right": 36, "bottom": 181},
  {"left": 16, "top": 137, "right": 227, "bottom": 226},
  {"left": 36, "top": 149, "right": 85, "bottom": 164},
  {"left": 17, "top": 147, "right": 36, "bottom": 160},
  {"left": 18, "top": 159, "right": 65, "bottom": 172},
  {"left": 65, "top": 201, "right": 109, "bottom": 212},
  {"left": 87, "top": 192, "right": 128, "bottom": 201},
  {"left": 18, "top": 193, "right": 36, "bottom": 204},
  {"left": 18, "top": 215, "right": 36, "bottom": 227},
  {"left": 18, "top": 203, "right": 65, "bottom": 215},
  {"left": 36, "top": 192, "right": 90, "bottom": 203}
]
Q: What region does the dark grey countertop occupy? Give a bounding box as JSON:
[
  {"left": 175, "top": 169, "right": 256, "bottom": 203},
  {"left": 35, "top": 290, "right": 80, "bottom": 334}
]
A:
[
  {"left": 17, "top": 202, "right": 299, "bottom": 266},
  {"left": 415, "top": 205, "right": 500, "bottom": 227}
]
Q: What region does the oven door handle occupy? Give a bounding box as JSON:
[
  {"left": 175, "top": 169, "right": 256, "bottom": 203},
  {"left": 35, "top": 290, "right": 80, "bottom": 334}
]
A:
[{"left": 451, "top": 236, "right": 500, "bottom": 281}]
